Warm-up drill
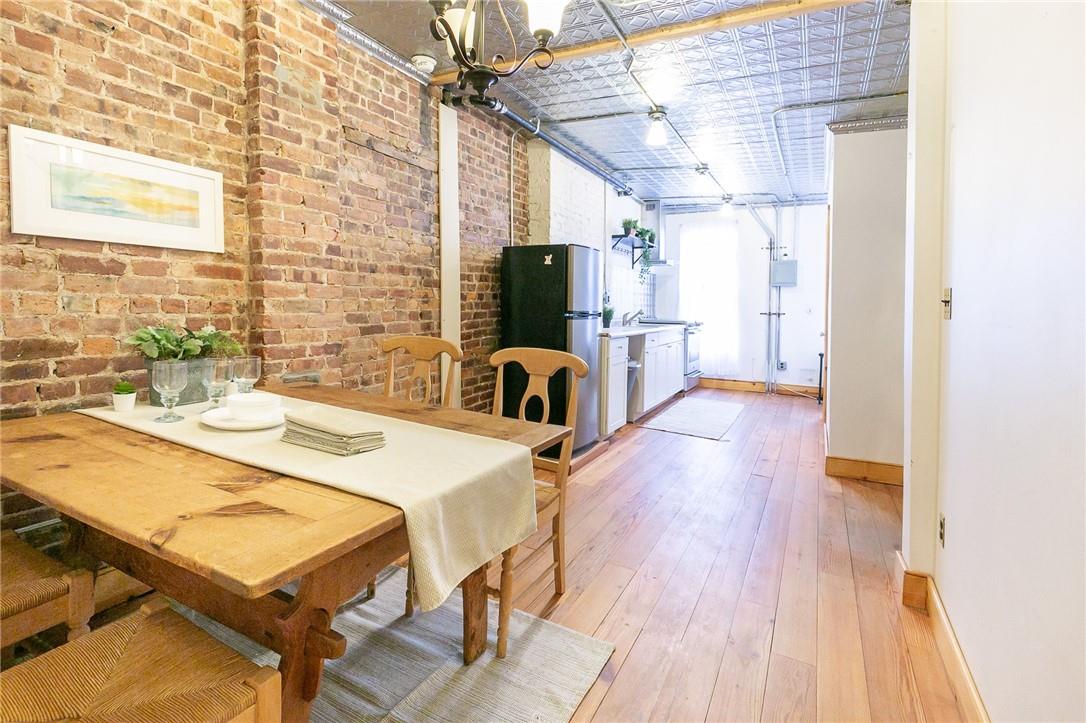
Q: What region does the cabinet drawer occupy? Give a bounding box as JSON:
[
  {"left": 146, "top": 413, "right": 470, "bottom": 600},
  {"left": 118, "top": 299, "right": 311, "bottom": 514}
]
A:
[
  {"left": 645, "top": 332, "right": 660, "bottom": 348},
  {"left": 609, "top": 337, "right": 628, "bottom": 361}
]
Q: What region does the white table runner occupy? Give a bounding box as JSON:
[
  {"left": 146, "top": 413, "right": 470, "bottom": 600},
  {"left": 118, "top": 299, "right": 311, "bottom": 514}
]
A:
[{"left": 78, "top": 394, "right": 537, "bottom": 611}]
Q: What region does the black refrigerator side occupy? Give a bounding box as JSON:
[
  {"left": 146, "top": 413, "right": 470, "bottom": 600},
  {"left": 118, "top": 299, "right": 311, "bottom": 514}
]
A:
[{"left": 500, "top": 245, "right": 570, "bottom": 428}]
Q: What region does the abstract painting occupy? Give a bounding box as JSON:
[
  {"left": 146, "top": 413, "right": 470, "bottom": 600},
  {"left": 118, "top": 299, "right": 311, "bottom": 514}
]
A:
[
  {"left": 8, "top": 125, "right": 223, "bottom": 252},
  {"left": 49, "top": 165, "right": 200, "bottom": 228}
]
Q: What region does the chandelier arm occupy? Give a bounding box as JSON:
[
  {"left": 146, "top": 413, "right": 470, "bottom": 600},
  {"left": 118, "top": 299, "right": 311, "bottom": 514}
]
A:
[
  {"left": 490, "top": 46, "right": 555, "bottom": 78},
  {"left": 430, "top": 15, "right": 480, "bottom": 72},
  {"left": 495, "top": 0, "right": 518, "bottom": 65},
  {"left": 461, "top": 0, "right": 479, "bottom": 65}
]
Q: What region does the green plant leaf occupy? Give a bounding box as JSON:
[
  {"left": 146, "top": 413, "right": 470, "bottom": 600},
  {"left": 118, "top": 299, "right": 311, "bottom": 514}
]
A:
[{"left": 140, "top": 341, "right": 159, "bottom": 358}]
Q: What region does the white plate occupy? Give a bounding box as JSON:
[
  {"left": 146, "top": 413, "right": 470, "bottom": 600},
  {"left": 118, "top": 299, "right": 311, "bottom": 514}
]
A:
[{"left": 200, "top": 407, "right": 285, "bottom": 431}]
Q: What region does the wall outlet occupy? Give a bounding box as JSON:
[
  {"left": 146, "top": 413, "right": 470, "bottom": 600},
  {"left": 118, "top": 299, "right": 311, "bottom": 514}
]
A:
[
  {"left": 777, "top": 361, "right": 787, "bottom": 371},
  {"left": 938, "top": 514, "right": 946, "bottom": 547}
]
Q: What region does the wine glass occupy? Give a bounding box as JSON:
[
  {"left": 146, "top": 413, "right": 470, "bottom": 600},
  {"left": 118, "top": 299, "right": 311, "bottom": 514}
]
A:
[
  {"left": 200, "top": 357, "right": 233, "bottom": 409},
  {"left": 233, "top": 355, "right": 261, "bottom": 394},
  {"left": 152, "top": 360, "right": 189, "bottom": 423}
]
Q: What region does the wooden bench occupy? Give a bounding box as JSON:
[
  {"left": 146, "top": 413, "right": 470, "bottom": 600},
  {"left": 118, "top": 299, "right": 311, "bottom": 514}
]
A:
[
  {"left": 0, "top": 598, "right": 280, "bottom": 722},
  {"left": 1, "top": 529, "right": 94, "bottom": 648}
]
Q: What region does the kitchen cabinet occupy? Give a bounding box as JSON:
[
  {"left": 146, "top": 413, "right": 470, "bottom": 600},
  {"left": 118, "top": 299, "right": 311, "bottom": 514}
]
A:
[
  {"left": 641, "top": 330, "right": 684, "bottom": 412},
  {"left": 600, "top": 336, "right": 629, "bottom": 437}
]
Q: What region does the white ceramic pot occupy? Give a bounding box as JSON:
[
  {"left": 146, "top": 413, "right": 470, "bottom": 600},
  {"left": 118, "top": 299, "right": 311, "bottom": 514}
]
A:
[{"left": 112, "top": 392, "right": 137, "bottom": 412}]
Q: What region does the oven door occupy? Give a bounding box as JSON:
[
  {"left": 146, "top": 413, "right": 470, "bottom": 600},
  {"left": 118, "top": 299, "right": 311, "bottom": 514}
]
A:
[{"left": 685, "top": 327, "right": 701, "bottom": 375}]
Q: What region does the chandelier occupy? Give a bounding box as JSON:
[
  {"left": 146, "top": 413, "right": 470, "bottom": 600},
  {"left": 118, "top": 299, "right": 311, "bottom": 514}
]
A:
[{"left": 428, "top": 0, "right": 569, "bottom": 106}]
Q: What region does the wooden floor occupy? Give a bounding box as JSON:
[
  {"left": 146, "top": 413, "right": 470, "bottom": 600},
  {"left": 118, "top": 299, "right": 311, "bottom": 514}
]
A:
[{"left": 508, "top": 388, "right": 964, "bottom": 723}]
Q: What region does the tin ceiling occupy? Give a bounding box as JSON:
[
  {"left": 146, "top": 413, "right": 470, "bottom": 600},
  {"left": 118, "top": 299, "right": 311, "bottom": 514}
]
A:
[{"left": 333, "top": 0, "right": 910, "bottom": 204}]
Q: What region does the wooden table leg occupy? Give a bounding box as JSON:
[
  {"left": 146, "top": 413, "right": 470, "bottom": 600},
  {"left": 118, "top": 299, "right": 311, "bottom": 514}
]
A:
[{"left": 461, "top": 564, "right": 488, "bottom": 664}]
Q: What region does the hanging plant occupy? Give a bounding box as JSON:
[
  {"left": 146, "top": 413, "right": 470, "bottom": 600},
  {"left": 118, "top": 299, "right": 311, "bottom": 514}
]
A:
[{"left": 638, "top": 247, "right": 653, "bottom": 284}]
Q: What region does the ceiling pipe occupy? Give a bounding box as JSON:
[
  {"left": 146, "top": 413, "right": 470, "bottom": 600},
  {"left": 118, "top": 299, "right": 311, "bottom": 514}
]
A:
[
  {"left": 499, "top": 104, "right": 639, "bottom": 200},
  {"left": 771, "top": 90, "right": 909, "bottom": 199}
]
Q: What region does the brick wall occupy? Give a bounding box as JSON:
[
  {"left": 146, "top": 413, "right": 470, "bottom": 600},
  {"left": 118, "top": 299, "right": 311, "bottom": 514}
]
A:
[
  {"left": 0, "top": 0, "right": 250, "bottom": 418},
  {"left": 457, "top": 108, "right": 529, "bottom": 410},
  {"left": 0, "top": 2, "right": 531, "bottom": 583}
]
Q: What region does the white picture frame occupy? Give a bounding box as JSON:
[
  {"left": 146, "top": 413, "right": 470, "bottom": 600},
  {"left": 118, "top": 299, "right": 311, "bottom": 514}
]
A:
[{"left": 8, "top": 124, "right": 224, "bottom": 253}]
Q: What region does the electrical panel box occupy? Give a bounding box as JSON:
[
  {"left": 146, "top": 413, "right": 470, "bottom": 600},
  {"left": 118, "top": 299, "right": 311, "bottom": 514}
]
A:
[{"left": 771, "top": 259, "right": 798, "bottom": 287}]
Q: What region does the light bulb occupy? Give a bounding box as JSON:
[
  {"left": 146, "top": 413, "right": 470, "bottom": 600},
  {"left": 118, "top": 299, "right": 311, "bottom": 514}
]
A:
[
  {"left": 645, "top": 112, "right": 667, "bottom": 147},
  {"left": 526, "top": 0, "right": 568, "bottom": 45},
  {"left": 443, "top": 7, "right": 475, "bottom": 60}
]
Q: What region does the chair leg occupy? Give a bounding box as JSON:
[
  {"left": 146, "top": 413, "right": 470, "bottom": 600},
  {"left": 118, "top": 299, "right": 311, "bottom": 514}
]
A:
[
  {"left": 404, "top": 560, "right": 415, "bottom": 618},
  {"left": 64, "top": 569, "right": 94, "bottom": 641},
  {"left": 551, "top": 511, "right": 566, "bottom": 596},
  {"left": 497, "top": 546, "right": 516, "bottom": 659}
]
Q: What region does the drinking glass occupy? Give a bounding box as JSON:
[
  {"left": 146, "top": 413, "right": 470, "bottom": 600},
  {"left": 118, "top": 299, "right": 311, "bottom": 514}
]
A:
[
  {"left": 233, "top": 355, "right": 261, "bottom": 394},
  {"left": 152, "top": 360, "right": 189, "bottom": 423},
  {"left": 200, "top": 357, "right": 233, "bottom": 409}
]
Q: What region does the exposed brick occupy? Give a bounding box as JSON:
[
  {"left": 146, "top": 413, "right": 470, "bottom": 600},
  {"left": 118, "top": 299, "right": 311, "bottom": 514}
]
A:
[{"left": 1, "top": 338, "right": 78, "bottom": 361}]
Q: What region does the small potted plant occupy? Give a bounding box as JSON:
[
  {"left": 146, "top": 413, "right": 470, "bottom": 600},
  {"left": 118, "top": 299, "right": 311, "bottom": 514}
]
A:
[
  {"left": 124, "top": 324, "right": 245, "bottom": 406},
  {"left": 112, "top": 380, "right": 137, "bottom": 412},
  {"left": 622, "top": 218, "right": 639, "bottom": 236},
  {"left": 602, "top": 305, "right": 615, "bottom": 329}
]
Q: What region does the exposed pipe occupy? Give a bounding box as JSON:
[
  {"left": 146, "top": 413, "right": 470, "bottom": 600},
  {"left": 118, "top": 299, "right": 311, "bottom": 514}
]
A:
[
  {"left": 771, "top": 91, "right": 909, "bottom": 200},
  {"left": 748, "top": 205, "right": 776, "bottom": 394}
]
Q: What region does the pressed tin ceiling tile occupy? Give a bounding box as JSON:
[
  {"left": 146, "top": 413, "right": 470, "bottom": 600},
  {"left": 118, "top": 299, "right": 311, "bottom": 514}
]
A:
[{"left": 340, "top": 0, "right": 910, "bottom": 202}]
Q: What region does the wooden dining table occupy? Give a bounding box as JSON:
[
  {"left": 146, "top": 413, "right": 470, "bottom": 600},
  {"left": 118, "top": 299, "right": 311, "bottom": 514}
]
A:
[{"left": 0, "top": 383, "right": 570, "bottom": 722}]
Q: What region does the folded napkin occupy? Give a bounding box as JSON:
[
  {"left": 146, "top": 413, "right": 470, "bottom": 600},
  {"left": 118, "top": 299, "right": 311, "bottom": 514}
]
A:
[{"left": 282, "top": 405, "right": 385, "bottom": 456}]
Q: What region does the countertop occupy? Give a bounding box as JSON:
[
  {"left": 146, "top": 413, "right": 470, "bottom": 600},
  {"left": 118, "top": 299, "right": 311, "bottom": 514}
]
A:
[{"left": 599, "top": 324, "right": 681, "bottom": 339}]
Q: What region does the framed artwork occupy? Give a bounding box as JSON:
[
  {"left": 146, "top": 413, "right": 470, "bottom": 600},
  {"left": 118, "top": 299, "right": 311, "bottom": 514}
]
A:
[{"left": 8, "top": 125, "right": 223, "bottom": 253}]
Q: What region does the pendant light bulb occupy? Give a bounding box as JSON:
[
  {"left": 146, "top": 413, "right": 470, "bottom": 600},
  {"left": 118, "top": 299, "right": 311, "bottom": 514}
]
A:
[
  {"left": 526, "top": 0, "right": 569, "bottom": 46},
  {"left": 443, "top": 7, "right": 475, "bottom": 60},
  {"left": 645, "top": 109, "right": 668, "bottom": 147}
]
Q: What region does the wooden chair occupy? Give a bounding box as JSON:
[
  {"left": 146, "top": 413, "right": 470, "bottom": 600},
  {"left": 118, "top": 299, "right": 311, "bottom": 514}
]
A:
[
  {"left": 381, "top": 335, "right": 463, "bottom": 615},
  {"left": 1, "top": 529, "right": 94, "bottom": 650},
  {"left": 0, "top": 597, "right": 281, "bottom": 722},
  {"left": 381, "top": 335, "right": 463, "bottom": 408},
  {"left": 488, "top": 347, "right": 589, "bottom": 657}
]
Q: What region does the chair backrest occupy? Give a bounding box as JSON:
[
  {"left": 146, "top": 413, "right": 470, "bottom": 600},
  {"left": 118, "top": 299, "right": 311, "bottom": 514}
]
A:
[
  {"left": 489, "top": 347, "right": 590, "bottom": 431},
  {"left": 381, "top": 335, "right": 463, "bottom": 407}
]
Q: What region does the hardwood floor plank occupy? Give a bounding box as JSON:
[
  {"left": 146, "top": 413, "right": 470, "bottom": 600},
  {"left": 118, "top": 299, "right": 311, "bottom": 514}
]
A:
[
  {"left": 705, "top": 598, "right": 777, "bottom": 722},
  {"left": 761, "top": 653, "right": 817, "bottom": 722}
]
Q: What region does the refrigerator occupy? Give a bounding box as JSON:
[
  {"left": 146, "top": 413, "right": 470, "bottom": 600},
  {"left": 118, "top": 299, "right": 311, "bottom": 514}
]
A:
[{"left": 500, "top": 244, "right": 601, "bottom": 452}]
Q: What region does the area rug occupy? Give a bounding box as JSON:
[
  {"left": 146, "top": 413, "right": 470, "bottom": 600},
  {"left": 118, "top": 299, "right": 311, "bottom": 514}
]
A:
[
  {"left": 639, "top": 396, "right": 745, "bottom": 440},
  {"left": 173, "top": 566, "right": 614, "bottom": 722}
]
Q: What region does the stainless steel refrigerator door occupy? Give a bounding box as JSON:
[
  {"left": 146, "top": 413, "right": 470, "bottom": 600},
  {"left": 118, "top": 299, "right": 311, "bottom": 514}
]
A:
[
  {"left": 567, "top": 316, "right": 600, "bottom": 450},
  {"left": 566, "top": 244, "right": 601, "bottom": 313}
]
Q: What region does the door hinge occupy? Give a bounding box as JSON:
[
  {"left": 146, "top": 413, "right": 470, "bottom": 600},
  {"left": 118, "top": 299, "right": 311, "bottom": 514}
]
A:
[
  {"left": 938, "top": 514, "right": 946, "bottom": 547},
  {"left": 941, "top": 288, "right": 952, "bottom": 320}
]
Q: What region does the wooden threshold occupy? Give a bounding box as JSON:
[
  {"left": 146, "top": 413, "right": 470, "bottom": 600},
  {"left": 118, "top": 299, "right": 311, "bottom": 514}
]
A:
[{"left": 825, "top": 455, "right": 903, "bottom": 486}]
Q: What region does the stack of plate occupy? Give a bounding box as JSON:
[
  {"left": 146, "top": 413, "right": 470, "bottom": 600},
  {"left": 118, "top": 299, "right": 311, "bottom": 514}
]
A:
[{"left": 281, "top": 406, "right": 385, "bottom": 456}]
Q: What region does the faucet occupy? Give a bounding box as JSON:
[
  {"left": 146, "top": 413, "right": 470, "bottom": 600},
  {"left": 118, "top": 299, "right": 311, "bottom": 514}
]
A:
[{"left": 622, "top": 309, "right": 644, "bottom": 326}]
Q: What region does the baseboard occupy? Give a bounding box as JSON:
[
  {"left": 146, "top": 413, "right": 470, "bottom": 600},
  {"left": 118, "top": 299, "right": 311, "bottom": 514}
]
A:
[
  {"left": 926, "top": 576, "right": 991, "bottom": 722},
  {"left": 699, "top": 377, "right": 765, "bottom": 392},
  {"left": 825, "top": 455, "right": 904, "bottom": 486},
  {"left": 896, "top": 550, "right": 928, "bottom": 611},
  {"left": 774, "top": 383, "right": 821, "bottom": 397}
]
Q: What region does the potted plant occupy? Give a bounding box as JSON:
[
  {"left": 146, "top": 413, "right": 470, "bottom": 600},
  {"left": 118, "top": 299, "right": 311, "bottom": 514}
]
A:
[
  {"left": 621, "top": 218, "right": 638, "bottom": 236},
  {"left": 602, "top": 305, "right": 615, "bottom": 329},
  {"left": 112, "top": 380, "right": 137, "bottom": 412},
  {"left": 124, "top": 325, "right": 245, "bottom": 406}
]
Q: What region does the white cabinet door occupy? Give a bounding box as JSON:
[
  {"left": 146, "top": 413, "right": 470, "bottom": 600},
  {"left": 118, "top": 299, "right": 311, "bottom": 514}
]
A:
[
  {"left": 607, "top": 357, "right": 627, "bottom": 434},
  {"left": 669, "top": 341, "right": 683, "bottom": 395},
  {"left": 644, "top": 347, "right": 659, "bottom": 409}
]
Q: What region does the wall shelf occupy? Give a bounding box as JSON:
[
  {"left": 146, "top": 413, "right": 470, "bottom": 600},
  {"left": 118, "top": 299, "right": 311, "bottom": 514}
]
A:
[{"left": 611, "top": 234, "right": 655, "bottom": 268}]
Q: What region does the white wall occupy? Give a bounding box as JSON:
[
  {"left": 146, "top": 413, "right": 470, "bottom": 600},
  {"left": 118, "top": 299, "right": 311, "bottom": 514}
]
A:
[
  {"left": 920, "top": 3, "right": 1085, "bottom": 720},
  {"left": 662, "top": 205, "right": 827, "bottom": 386},
  {"left": 524, "top": 139, "right": 643, "bottom": 319},
  {"left": 825, "top": 128, "right": 907, "bottom": 465}
]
